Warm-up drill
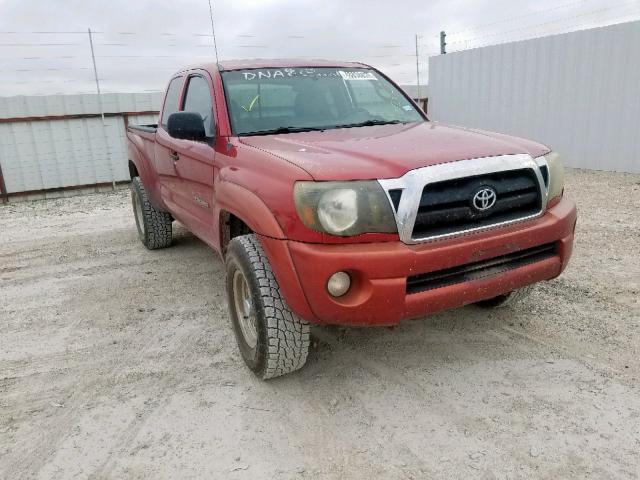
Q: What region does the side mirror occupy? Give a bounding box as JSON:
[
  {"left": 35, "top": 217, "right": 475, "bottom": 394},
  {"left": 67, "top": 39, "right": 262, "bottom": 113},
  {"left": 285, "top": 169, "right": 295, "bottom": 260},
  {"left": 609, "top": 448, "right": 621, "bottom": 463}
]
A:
[{"left": 167, "top": 112, "right": 206, "bottom": 141}]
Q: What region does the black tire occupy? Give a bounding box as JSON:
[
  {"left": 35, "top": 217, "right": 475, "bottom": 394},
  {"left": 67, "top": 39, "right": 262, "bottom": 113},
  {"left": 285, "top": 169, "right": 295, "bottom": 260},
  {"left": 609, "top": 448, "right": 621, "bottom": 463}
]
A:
[
  {"left": 226, "top": 234, "right": 310, "bottom": 379},
  {"left": 475, "top": 285, "right": 534, "bottom": 308},
  {"left": 130, "top": 176, "right": 172, "bottom": 250}
]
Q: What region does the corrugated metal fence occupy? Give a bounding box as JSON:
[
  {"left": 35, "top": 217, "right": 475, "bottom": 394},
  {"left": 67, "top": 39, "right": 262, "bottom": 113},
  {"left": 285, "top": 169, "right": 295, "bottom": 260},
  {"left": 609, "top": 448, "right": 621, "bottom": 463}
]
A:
[
  {"left": 0, "top": 92, "right": 162, "bottom": 201},
  {"left": 429, "top": 21, "right": 640, "bottom": 173},
  {"left": 3, "top": 26, "right": 639, "bottom": 204}
]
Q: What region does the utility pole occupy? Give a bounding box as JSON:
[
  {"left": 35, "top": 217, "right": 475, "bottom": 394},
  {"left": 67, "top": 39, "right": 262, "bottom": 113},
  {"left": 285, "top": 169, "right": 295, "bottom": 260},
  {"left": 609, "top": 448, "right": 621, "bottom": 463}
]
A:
[
  {"left": 440, "top": 30, "right": 447, "bottom": 55},
  {"left": 88, "top": 28, "right": 115, "bottom": 189},
  {"left": 88, "top": 28, "right": 104, "bottom": 122},
  {"left": 415, "top": 34, "right": 421, "bottom": 101}
]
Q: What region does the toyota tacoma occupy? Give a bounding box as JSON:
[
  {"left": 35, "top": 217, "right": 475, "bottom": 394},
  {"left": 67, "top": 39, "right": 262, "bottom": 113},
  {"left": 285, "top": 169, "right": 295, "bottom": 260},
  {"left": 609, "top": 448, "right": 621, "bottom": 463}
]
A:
[{"left": 126, "top": 59, "right": 577, "bottom": 379}]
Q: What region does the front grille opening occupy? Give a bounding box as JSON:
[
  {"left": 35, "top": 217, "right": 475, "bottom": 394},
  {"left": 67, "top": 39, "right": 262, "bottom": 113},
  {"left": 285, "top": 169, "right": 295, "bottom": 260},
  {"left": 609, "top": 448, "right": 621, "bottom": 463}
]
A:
[
  {"left": 388, "top": 189, "right": 403, "bottom": 212},
  {"left": 406, "top": 242, "right": 557, "bottom": 294},
  {"left": 539, "top": 165, "right": 549, "bottom": 187},
  {"left": 412, "top": 168, "right": 542, "bottom": 239}
]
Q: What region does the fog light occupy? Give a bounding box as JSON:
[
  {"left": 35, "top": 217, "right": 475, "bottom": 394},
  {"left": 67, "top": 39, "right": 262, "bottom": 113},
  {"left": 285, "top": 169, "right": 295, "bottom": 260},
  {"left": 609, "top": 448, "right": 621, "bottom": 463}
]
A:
[{"left": 327, "top": 271, "right": 351, "bottom": 297}]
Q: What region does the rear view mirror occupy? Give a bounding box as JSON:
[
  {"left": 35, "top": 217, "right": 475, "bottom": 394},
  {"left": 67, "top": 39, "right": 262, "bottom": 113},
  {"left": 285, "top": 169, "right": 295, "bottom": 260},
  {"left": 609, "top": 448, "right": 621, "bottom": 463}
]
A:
[{"left": 167, "top": 112, "right": 206, "bottom": 141}]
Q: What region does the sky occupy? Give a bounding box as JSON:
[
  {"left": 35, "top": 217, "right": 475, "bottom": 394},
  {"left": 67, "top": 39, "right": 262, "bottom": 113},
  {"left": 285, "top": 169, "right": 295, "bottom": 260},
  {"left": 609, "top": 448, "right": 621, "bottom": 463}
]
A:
[{"left": 0, "top": 0, "right": 638, "bottom": 96}]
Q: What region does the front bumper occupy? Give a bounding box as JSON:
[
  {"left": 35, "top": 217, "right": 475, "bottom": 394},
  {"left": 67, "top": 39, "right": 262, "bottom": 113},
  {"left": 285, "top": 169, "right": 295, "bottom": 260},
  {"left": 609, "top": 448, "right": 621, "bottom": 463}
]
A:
[{"left": 260, "top": 197, "right": 577, "bottom": 326}]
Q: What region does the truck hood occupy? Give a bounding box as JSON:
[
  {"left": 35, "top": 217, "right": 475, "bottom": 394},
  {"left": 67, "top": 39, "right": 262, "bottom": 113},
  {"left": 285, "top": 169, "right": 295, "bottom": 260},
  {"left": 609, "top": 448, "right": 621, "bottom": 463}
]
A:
[{"left": 239, "top": 121, "right": 549, "bottom": 181}]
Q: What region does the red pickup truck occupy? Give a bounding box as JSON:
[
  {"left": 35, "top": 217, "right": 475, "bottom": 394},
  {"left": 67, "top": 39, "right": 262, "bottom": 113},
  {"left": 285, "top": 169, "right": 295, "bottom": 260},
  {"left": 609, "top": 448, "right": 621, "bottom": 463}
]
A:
[{"left": 127, "top": 59, "right": 576, "bottom": 379}]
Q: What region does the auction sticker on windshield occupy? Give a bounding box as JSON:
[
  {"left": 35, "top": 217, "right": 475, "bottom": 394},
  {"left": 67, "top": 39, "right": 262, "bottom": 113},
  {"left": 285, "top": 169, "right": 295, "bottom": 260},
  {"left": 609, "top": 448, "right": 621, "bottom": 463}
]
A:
[{"left": 338, "top": 70, "right": 377, "bottom": 81}]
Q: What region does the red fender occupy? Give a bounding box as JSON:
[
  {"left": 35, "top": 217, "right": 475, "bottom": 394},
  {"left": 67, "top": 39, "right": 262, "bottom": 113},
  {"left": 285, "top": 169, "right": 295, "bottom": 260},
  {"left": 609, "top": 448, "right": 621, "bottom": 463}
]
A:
[
  {"left": 215, "top": 180, "right": 316, "bottom": 322},
  {"left": 214, "top": 180, "right": 285, "bottom": 239}
]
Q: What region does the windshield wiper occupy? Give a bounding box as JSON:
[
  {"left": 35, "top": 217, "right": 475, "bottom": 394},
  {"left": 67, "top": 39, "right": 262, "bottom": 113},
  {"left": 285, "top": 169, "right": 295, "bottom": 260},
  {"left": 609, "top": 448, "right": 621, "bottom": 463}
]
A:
[
  {"left": 331, "top": 119, "right": 404, "bottom": 129},
  {"left": 240, "top": 120, "right": 406, "bottom": 136},
  {"left": 240, "top": 126, "right": 325, "bottom": 136}
]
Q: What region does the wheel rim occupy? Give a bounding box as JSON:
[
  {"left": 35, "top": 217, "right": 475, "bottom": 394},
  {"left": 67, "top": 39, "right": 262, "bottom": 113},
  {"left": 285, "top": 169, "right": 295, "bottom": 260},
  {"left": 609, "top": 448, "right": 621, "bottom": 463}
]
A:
[
  {"left": 132, "top": 190, "right": 145, "bottom": 238},
  {"left": 232, "top": 269, "right": 258, "bottom": 349}
]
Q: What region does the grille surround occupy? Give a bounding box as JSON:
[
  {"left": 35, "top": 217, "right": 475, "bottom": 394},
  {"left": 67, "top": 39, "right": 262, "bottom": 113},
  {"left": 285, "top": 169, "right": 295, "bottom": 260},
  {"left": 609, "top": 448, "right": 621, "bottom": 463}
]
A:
[{"left": 378, "top": 154, "right": 548, "bottom": 244}]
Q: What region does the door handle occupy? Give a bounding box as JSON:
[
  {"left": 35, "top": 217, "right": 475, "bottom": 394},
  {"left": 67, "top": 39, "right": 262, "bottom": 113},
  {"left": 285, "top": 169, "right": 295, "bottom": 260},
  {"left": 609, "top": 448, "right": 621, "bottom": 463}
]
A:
[{"left": 169, "top": 151, "right": 179, "bottom": 162}]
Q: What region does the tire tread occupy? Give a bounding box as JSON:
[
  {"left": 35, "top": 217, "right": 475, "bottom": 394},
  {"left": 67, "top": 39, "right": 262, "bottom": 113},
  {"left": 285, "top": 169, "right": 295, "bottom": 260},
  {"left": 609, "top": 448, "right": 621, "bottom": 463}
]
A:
[
  {"left": 131, "top": 177, "right": 172, "bottom": 250},
  {"left": 231, "top": 234, "right": 310, "bottom": 379}
]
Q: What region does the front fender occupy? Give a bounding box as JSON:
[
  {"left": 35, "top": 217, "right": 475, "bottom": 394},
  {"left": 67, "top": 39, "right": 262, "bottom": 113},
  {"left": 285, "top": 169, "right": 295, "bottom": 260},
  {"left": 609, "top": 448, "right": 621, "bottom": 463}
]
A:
[
  {"left": 214, "top": 180, "right": 317, "bottom": 322},
  {"left": 214, "top": 180, "right": 285, "bottom": 239}
]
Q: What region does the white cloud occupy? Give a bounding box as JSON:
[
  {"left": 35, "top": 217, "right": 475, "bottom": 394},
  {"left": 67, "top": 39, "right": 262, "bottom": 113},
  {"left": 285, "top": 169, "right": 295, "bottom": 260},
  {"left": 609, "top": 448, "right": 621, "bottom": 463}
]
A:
[{"left": 0, "top": 0, "right": 637, "bottom": 96}]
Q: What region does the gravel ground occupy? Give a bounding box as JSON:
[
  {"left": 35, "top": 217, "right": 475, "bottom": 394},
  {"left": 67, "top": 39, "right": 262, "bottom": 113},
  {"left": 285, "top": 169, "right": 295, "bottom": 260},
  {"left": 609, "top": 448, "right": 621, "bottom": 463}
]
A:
[{"left": 1, "top": 169, "right": 639, "bottom": 479}]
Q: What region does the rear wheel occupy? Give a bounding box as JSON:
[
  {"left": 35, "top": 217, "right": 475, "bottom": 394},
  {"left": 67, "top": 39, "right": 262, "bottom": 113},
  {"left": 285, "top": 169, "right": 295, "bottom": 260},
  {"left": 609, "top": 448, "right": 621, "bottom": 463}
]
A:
[
  {"left": 226, "top": 234, "right": 310, "bottom": 379},
  {"left": 131, "top": 176, "right": 172, "bottom": 250},
  {"left": 475, "top": 285, "right": 534, "bottom": 308}
]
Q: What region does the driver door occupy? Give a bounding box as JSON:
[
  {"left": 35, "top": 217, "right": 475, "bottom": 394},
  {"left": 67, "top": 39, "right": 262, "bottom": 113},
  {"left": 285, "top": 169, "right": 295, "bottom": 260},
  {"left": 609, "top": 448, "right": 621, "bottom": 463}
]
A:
[{"left": 170, "top": 72, "right": 217, "bottom": 245}]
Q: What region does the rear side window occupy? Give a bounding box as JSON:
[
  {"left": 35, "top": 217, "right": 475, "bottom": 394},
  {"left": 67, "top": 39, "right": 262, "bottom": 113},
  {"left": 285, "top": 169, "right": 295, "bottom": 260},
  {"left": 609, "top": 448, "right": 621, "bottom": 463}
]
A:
[
  {"left": 161, "top": 77, "right": 183, "bottom": 127},
  {"left": 183, "top": 76, "right": 215, "bottom": 137}
]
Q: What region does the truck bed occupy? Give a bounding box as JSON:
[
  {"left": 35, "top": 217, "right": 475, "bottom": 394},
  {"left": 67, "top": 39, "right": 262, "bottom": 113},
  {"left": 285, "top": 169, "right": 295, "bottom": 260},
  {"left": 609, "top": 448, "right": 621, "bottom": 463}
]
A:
[{"left": 127, "top": 124, "right": 157, "bottom": 170}]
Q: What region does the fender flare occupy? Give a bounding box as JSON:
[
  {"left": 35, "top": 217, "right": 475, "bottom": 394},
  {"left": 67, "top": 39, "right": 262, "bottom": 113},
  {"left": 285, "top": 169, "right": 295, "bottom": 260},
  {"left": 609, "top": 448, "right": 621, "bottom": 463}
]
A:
[
  {"left": 127, "top": 139, "right": 166, "bottom": 210},
  {"left": 215, "top": 180, "right": 285, "bottom": 239},
  {"left": 215, "top": 181, "right": 318, "bottom": 322}
]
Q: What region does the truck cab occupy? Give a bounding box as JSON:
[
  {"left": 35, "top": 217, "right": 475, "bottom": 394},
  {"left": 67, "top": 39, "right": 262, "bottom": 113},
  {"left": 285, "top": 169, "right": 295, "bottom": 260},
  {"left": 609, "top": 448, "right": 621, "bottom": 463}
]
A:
[{"left": 126, "top": 59, "right": 577, "bottom": 379}]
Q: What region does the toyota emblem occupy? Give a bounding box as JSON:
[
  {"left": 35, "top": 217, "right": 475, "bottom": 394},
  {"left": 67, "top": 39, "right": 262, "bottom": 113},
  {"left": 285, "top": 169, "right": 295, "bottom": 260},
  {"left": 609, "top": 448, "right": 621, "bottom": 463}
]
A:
[{"left": 472, "top": 187, "right": 497, "bottom": 211}]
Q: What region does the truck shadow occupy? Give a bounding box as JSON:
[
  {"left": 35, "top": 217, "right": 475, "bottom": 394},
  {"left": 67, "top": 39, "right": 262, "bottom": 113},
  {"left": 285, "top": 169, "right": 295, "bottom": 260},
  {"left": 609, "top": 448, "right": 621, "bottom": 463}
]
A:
[
  {"left": 304, "top": 302, "right": 537, "bottom": 374},
  {"left": 169, "top": 223, "right": 206, "bottom": 248}
]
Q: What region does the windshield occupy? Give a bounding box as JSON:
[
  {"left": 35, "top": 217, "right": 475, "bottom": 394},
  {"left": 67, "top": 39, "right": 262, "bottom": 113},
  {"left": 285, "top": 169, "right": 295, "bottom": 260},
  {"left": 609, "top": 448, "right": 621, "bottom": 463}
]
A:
[{"left": 221, "top": 67, "right": 424, "bottom": 136}]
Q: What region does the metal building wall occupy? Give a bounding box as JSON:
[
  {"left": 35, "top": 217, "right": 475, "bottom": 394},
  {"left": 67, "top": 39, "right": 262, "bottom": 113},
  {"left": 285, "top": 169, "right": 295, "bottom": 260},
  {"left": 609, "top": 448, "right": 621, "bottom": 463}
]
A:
[
  {"left": 0, "top": 92, "right": 162, "bottom": 198},
  {"left": 428, "top": 21, "right": 640, "bottom": 173}
]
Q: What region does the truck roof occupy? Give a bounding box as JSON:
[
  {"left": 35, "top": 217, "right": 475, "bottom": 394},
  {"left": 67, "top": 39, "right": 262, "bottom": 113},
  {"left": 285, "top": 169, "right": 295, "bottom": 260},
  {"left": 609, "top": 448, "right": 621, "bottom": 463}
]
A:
[{"left": 179, "top": 58, "right": 369, "bottom": 74}]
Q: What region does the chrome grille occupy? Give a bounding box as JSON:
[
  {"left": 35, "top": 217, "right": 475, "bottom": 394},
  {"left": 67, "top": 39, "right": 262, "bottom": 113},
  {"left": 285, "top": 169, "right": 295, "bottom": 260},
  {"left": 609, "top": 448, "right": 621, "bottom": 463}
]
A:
[
  {"left": 412, "top": 169, "right": 542, "bottom": 239},
  {"left": 378, "top": 154, "right": 548, "bottom": 244}
]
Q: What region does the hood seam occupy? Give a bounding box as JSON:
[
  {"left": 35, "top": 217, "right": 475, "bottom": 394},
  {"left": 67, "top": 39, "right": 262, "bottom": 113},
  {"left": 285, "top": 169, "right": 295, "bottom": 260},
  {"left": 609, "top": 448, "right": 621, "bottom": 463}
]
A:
[{"left": 239, "top": 138, "right": 317, "bottom": 180}]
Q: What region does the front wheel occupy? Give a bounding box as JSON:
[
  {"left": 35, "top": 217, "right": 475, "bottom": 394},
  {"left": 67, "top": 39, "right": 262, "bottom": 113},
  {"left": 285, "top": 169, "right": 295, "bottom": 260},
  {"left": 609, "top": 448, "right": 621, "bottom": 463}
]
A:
[
  {"left": 475, "top": 285, "right": 534, "bottom": 308},
  {"left": 226, "top": 234, "right": 310, "bottom": 379}
]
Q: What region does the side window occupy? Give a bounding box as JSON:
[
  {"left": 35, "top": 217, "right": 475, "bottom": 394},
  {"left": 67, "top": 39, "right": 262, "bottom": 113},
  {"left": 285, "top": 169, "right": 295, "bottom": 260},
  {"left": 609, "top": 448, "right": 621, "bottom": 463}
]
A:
[
  {"left": 161, "top": 77, "right": 183, "bottom": 127},
  {"left": 183, "top": 75, "right": 215, "bottom": 137}
]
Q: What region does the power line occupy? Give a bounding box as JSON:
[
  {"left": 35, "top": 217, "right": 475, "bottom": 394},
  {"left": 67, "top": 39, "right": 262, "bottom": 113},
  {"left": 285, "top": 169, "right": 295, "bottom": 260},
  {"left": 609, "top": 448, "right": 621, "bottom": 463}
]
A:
[
  {"left": 448, "top": 0, "right": 639, "bottom": 45},
  {"left": 463, "top": 12, "right": 640, "bottom": 51},
  {"left": 0, "top": 43, "right": 81, "bottom": 46},
  {"left": 91, "top": 42, "right": 217, "bottom": 47},
  {"left": 0, "top": 30, "right": 180, "bottom": 35},
  {"left": 4, "top": 55, "right": 81, "bottom": 60},
  {"left": 0, "top": 67, "right": 90, "bottom": 72},
  {"left": 447, "top": 0, "right": 592, "bottom": 37},
  {"left": 94, "top": 54, "right": 214, "bottom": 58},
  {"left": 0, "top": 31, "right": 91, "bottom": 34},
  {"left": 0, "top": 79, "right": 81, "bottom": 84}
]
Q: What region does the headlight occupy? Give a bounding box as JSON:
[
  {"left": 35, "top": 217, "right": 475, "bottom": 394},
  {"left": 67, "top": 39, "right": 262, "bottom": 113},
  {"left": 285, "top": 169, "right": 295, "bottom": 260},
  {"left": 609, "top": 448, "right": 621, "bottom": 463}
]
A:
[
  {"left": 317, "top": 188, "right": 358, "bottom": 233},
  {"left": 544, "top": 151, "right": 564, "bottom": 203},
  {"left": 294, "top": 181, "right": 397, "bottom": 236}
]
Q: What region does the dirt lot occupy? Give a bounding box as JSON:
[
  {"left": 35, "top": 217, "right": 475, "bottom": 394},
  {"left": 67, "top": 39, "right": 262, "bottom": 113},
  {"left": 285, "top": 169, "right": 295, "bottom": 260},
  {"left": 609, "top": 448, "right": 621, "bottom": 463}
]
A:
[{"left": 1, "top": 169, "right": 639, "bottom": 479}]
